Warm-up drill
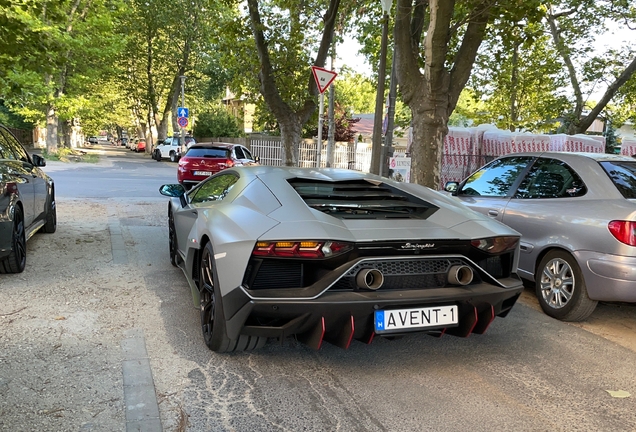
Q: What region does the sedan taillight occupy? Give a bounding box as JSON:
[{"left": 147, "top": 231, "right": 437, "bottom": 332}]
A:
[
  {"left": 608, "top": 220, "right": 636, "bottom": 246},
  {"left": 252, "top": 240, "right": 353, "bottom": 258}
]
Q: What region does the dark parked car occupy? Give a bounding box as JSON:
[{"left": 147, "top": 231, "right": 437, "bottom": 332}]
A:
[
  {"left": 176, "top": 142, "right": 258, "bottom": 188},
  {"left": 0, "top": 125, "right": 56, "bottom": 273},
  {"left": 445, "top": 152, "right": 636, "bottom": 321},
  {"left": 160, "top": 166, "right": 524, "bottom": 352}
]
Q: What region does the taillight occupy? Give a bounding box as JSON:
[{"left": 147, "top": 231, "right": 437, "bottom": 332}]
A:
[
  {"left": 252, "top": 240, "right": 353, "bottom": 258},
  {"left": 608, "top": 220, "right": 636, "bottom": 246},
  {"left": 471, "top": 236, "right": 519, "bottom": 254}
]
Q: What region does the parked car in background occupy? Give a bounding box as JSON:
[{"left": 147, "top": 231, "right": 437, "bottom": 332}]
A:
[
  {"left": 0, "top": 124, "right": 56, "bottom": 273},
  {"left": 176, "top": 142, "right": 259, "bottom": 188},
  {"left": 153, "top": 136, "right": 196, "bottom": 162},
  {"left": 153, "top": 137, "right": 180, "bottom": 162},
  {"left": 159, "top": 166, "right": 524, "bottom": 352},
  {"left": 119, "top": 137, "right": 128, "bottom": 147},
  {"left": 87, "top": 136, "right": 98, "bottom": 145},
  {"left": 135, "top": 138, "right": 146, "bottom": 153},
  {"left": 445, "top": 152, "right": 636, "bottom": 322},
  {"left": 174, "top": 136, "right": 197, "bottom": 160}
]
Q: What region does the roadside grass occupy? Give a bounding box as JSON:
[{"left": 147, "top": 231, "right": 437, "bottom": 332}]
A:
[{"left": 42, "top": 147, "right": 99, "bottom": 163}]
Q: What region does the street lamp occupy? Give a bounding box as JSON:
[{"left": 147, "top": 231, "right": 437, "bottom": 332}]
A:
[{"left": 370, "top": 0, "right": 393, "bottom": 175}]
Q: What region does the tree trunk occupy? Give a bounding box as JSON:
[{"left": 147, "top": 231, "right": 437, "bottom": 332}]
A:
[
  {"left": 410, "top": 94, "right": 447, "bottom": 188},
  {"left": 394, "top": 0, "right": 490, "bottom": 188},
  {"left": 279, "top": 117, "right": 301, "bottom": 166},
  {"left": 46, "top": 104, "right": 59, "bottom": 153},
  {"left": 246, "top": 0, "right": 339, "bottom": 166}
]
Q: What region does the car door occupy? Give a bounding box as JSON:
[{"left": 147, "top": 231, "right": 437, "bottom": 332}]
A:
[
  {"left": 0, "top": 129, "right": 36, "bottom": 226},
  {"left": 173, "top": 174, "right": 240, "bottom": 255},
  {"left": 453, "top": 155, "right": 535, "bottom": 223},
  {"left": 499, "top": 157, "right": 588, "bottom": 278}
]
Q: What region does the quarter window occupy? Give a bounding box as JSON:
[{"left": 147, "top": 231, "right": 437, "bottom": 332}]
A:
[
  {"left": 459, "top": 156, "right": 532, "bottom": 197},
  {"left": 234, "top": 146, "right": 246, "bottom": 159},
  {"left": 600, "top": 161, "right": 636, "bottom": 199},
  {"left": 190, "top": 174, "right": 238, "bottom": 204}
]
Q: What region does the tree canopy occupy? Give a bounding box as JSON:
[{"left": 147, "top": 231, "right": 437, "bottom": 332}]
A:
[{"left": 1, "top": 0, "right": 635, "bottom": 182}]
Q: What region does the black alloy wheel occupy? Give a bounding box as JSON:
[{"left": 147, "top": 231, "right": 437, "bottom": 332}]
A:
[
  {"left": 168, "top": 209, "right": 178, "bottom": 267},
  {"left": 0, "top": 206, "right": 27, "bottom": 274},
  {"left": 199, "top": 242, "right": 265, "bottom": 352}
]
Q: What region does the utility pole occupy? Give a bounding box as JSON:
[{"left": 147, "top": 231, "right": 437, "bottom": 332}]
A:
[
  {"left": 326, "top": 49, "right": 336, "bottom": 167},
  {"left": 380, "top": 55, "right": 397, "bottom": 177},
  {"left": 370, "top": 0, "right": 393, "bottom": 175},
  {"left": 179, "top": 75, "right": 186, "bottom": 151}
]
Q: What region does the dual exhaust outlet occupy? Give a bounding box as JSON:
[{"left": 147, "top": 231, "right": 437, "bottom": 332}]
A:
[{"left": 355, "top": 265, "right": 474, "bottom": 290}]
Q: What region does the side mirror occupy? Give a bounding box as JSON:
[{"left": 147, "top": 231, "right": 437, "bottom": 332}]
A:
[
  {"left": 254, "top": 156, "right": 260, "bottom": 163},
  {"left": 444, "top": 181, "right": 459, "bottom": 193},
  {"left": 159, "top": 184, "right": 186, "bottom": 198},
  {"left": 32, "top": 154, "right": 46, "bottom": 167}
]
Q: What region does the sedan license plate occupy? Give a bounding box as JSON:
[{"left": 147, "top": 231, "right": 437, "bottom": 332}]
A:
[
  {"left": 193, "top": 171, "right": 212, "bottom": 176},
  {"left": 374, "top": 305, "right": 458, "bottom": 333}
]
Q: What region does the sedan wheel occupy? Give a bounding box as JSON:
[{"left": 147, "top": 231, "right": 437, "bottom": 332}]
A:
[
  {"left": 199, "top": 242, "right": 265, "bottom": 352},
  {"left": 41, "top": 196, "right": 57, "bottom": 233},
  {"left": 536, "top": 250, "right": 597, "bottom": 321},
  {"left": 0, "top": 207, "right": 26, "bottom": 274}
]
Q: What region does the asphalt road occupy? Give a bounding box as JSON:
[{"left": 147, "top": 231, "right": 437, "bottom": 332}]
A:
[{"left": 9, "top": 145, "right": 636, "bottom": 431}]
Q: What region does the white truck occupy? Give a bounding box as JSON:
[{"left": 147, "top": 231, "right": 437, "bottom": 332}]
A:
[{"left": 152, "top": 136, "right": 196, "bottom": 162}]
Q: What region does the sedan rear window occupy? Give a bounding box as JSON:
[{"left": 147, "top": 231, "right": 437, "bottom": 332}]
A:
[
  {"left": 186, "top": 148, "right": 230, "bottom": 158},
  {"left": 600, "top": 161, "right": 636, "bottom": 199},
  {"left": 288, "top": 178, "right": 439, "bottom": 219}
]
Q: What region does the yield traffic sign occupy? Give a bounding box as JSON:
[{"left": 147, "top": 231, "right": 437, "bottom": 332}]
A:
[
  {"left": 177, "top": 107, "right": 189, "bottom": 118},
  {"left": 177, "top": 117, "right": 189, "bottom": 128},
  {"left": 311, "top": 66, "right": 337, "bottom": 94}
]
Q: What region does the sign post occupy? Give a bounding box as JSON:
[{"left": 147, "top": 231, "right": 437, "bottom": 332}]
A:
[{"left": 311, "top": 66, "right": 337, "bottom": 168}]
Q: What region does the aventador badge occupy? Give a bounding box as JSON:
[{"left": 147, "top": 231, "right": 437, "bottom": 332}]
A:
[{"left": 401, "top": 242, "right": 435, "bottom": 250}]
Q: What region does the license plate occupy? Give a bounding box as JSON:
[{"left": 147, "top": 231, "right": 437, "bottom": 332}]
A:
[
  {"left": 193, "top": 171, "right": 212, "bottom": 176},
  {"left": 374, "top": 305, "right": 458, "bottom": 333}
]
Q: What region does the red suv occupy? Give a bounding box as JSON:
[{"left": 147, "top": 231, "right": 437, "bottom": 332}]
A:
[{"left": 177, "top": 143, "right": 259, "bottom": 188}]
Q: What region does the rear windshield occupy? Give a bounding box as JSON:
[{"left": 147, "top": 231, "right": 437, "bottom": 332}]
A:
[
  {"left": 186, "top": 148, "right": 230, "bottom": 158},
  {"left": 288, "top": 178, "right": 439, "bottom": 220},
  {"left": 600, "top": 161, "right": 636, "bottom": 199}
]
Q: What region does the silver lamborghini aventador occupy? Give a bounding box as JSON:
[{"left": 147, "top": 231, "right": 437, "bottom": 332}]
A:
[{"left": 159, "top": 166, "right": 525, "bottom": 352}]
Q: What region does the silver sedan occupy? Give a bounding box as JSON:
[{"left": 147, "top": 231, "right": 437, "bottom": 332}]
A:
[{"left": 446, "top": 152, "right": 636, "bottom": 321}]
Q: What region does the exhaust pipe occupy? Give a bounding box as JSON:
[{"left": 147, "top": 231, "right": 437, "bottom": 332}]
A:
[
  {"left": 356, "top": 268, "right": 384, "bottom": 290},
  {"left": 447, "top": 265, "right": 474, "bottom": 286}
]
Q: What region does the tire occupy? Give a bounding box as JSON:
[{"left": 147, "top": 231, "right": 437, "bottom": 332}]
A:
[
  {"left": 41, "top": 196, "right": 57, "bottom": 233},
  {"left": 155, "top": 150, "right": 162, "bottom": 161},
  {"left": 535, "top": 250, "right": 597, "bottom": 321},
  {"left": 199, "top": 242, "right": 266, "bottom": 352},
  {"left": 0, "top": 206, "right": 27, "bottom": 274},
  {"left": 168, "top": 208, "right": 178, "bottom": 267},
  {"left": 170, "top": 152, "right": 177, "bottom": 163}
]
